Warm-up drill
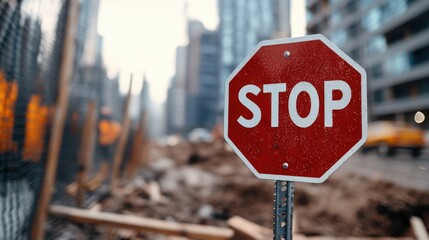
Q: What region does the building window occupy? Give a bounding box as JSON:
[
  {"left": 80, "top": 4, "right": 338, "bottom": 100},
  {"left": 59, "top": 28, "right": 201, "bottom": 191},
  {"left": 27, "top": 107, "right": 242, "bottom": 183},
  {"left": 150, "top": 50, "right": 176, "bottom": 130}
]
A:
[
  {"left": 418, "top": 78, "right": 429, "bottom": 95},
  {"left": 349, "top": 48, "right": 360, "bottom": 62},
  {"left": 365, "top": 36, "right": 386, "bottom": 55},
  {"left": 362, "top": 8, "right": 382, "bottom": 32},
  {"left": 331, "top": 30, "right": 347, "bottom": 47},
  {"left": 348, "top": 22, "right": 360, "bottom": 38},
  {"left": 386, "top": 52, "right": 410, "bottom": 75},
  {"left": 389, "top": 78, "right": 429, "bottom": 100},
  {"left": 381, "top": 0, "right": 407, "bottom": 23},
  {"left": 359, "top": 0, "right": 372, "bottom": 8},
  {"left": 374, "top": 90, "right": 384, "bottom": 103},
  {"left": 329, "top": 0, "right": 340, "bottom": 5},
  {"left": 410, "top": 45, "right": 429, "bottom": 67},
  {"left": 306, "top": 9, "right": 314, "bottom": 23},
  {"left": 330, "top": 11, "right": 341, "bottom": 26},
  {"left": 409, "top": 11, "right": 429, "bottom": 36},
  {"left": 369, "top": 64, "right": 383, "bottom": 79},
  {"left": 345, "top": 1, "right": 358, "bottom": 13},
  {"left": 307, "top": 1, "right": 321, "bottom": 23},
  {"left": 393, "top": 83, "right": 411, "bottom": 99}
]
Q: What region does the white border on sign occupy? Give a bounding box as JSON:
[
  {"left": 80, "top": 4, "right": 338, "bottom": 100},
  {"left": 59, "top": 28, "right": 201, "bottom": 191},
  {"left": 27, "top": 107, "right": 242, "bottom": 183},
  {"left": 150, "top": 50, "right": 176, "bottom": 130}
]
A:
[{"left": 223, "top": 34, "right": 368, "bottom": 183}]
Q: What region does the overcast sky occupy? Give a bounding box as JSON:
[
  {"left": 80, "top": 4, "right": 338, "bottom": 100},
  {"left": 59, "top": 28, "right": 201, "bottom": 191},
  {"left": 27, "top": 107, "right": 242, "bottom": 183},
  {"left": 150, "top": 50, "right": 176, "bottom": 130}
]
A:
[{"left": 98, "top": 0, "right": 305, "bottom": 103}]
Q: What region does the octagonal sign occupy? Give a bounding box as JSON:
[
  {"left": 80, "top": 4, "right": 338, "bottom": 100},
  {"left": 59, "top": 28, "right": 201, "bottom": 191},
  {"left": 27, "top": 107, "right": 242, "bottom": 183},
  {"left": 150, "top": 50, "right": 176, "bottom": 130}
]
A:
[{"left": 224, "top": 34, "right": 367, "bottom": 183}]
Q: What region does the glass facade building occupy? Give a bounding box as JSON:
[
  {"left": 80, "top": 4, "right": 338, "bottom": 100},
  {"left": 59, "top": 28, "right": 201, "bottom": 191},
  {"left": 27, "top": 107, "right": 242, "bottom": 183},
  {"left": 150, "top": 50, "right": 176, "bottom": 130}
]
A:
[
  {"left": 167, "top": 21, "right": 220, "bottom": 135},
  {"left": 166, "top": 47, "right": 187, "bottom": 135},
  {"left": 307, "top": 0, "right": 429, "bottom": 128},
  {"left": 218, "top": 0, "right": 290, "bottom": 120},
  {"left": 184, "top": 28, "right": 220, "bottom": 132}
]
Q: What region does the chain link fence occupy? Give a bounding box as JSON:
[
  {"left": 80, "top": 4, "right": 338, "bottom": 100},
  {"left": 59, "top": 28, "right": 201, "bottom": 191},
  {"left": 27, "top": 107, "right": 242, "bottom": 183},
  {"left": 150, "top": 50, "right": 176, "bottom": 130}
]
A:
[
  {"left": 0, "top": 0, "right": 126, "bottom": 238},
  {"left": 0, "top": 0, "right": 68, "bottom": 238}
]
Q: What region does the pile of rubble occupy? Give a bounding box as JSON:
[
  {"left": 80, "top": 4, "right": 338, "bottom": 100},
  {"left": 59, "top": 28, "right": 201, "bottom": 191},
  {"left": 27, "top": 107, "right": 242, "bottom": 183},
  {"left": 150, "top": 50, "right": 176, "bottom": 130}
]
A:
[{"left": 50, "top": 140, "right": 429, "bottom": 239}]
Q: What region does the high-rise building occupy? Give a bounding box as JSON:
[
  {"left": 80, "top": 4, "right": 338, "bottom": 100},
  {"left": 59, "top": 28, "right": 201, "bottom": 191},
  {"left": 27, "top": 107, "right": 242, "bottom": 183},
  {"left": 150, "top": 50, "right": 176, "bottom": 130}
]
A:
[
  {"left": 218, "top": 0, "right": 291, "bottom": 119},
  {"left": 184, "top": 21, "right": 220, "bottom": 133},
  {"left": 166, "top": 21, "right": 220, "bottom": 135},
  {"left": 69, "top": 0, "right": 118, "bottom": 116},
  {"left": 196, "top": 30, "right": 220, "bottom": 130},
  {"left": 306, "top": 0, "right": 429, "bottom": 128},
  {"left": 166, "top": 47, "right": 188, "bottom": 135},
  {"left": 140, "top": 75, "right": 150, "bottom": 115}
]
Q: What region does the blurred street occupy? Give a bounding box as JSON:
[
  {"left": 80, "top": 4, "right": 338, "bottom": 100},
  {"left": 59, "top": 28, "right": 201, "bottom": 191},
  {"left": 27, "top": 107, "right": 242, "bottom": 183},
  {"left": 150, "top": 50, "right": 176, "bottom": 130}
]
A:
[{"left": 340, "top": 151, "right": 429, "bottom": 191}]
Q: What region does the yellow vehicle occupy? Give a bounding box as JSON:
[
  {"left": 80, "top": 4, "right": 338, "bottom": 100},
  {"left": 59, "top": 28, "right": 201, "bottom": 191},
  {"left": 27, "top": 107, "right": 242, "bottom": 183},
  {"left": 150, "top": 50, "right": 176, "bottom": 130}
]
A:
[{"left": 363, "top": 121, "right": 425, "bottom": 157}]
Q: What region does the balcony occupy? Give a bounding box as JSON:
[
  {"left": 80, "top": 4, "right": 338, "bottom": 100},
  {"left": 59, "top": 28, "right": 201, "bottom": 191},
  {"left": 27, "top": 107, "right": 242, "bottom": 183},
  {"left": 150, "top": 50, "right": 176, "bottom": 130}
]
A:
[
  {"left": 372, "top": 94, "right": 429, "bottom": 116},
  {"left": 371, "top": 61, "right": 429, "bottom": 90},
  {"left": 340, "top": 0, "right": 429, "bottom": 54},
  {"left": 364, "top": 29, "right": 429, "bottom": 68},
  {"left": 378, "top": 0, "right": 429, "bottom": 38}
]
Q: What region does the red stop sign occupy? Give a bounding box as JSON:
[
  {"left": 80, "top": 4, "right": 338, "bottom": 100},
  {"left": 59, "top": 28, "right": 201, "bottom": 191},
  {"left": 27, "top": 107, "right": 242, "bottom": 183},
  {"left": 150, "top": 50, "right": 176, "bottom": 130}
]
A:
[{"left": 224, "top": 34, "right": 367, "bottom": 183}]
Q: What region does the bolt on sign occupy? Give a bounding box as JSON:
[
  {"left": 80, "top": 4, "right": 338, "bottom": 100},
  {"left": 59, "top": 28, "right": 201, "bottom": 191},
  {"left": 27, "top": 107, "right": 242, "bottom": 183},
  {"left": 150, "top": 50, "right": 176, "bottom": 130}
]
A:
[{"left": 224, "top": 34, "right": 367, "bottom": 183}]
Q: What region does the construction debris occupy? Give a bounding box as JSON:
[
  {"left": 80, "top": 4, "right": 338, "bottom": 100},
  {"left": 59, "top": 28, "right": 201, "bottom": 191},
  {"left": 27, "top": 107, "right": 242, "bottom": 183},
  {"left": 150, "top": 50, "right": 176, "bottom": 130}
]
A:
[
  {"left": 49, "top": 205, "right": 234, "bottom": 240},
  {"left": 411, "top": 216, "right": 429, "bottom": 240},
  {"left": 227, "top": 216, "right": 272, "bottom": 240},
  {"left": 48, "top": 140, "right": 429, "bottom": 239}
]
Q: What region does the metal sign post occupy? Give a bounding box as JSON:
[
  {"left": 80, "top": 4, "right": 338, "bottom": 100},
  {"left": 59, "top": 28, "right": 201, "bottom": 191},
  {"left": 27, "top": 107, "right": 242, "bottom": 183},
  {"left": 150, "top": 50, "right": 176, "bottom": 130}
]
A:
[{"left": 273, "top": 181, "right": 294, "bottom": 240}]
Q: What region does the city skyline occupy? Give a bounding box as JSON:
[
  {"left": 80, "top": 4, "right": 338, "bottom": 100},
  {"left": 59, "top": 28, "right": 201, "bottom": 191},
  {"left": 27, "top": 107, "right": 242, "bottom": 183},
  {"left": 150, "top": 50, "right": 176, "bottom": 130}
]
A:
[
  {"left": 97, "top": 0, "right": 305, "bottom": 104},
  {"left": 97, "top": 0, "right": 218, "bottom": 102},
  {"left": 165, "top": 0, "right": 294, "bottom": 136}
]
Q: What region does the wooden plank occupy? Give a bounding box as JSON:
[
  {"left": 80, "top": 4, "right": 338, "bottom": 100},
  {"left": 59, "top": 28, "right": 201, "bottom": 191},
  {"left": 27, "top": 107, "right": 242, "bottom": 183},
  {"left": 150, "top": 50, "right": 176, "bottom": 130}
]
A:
[
  {"left": 303, "top": 237, "right": 413, "bottom": 240},
  {"left": 227, "top": 216, "right": 271, "bottom": 240},
  {"left": 116, "top": 229, "right": 137, "bottom": 239},
  {"left": 124, "top": 112, "right": 145, "bottom": 180},
  {"left": 228, "top": 215, "right": 411, "bottom": 240},
  {"left": 88, "top": 203, "right": 101, "bottom": 212},
  {"left": 65, "top": 182, "right": 78, "bottom": 196},
  {"left": 31, "top": 0, "right": 80, "bottom": 239},
  {"left": 410, "top": 216, "right": 429, "bottom": 240},
  {"left": 49, "top": 205, "right": 234, "bottom": 240},
  {"left": 167, "top": 237, "right": 190, "bottom": 240},
  {"left": 76, "top": 100, "right": 97, "bottom": 207},
  {"left": 110, "top": 78, "right": 132, "bottom": 190},
  {"left": 86, "top": 162, "right": 109, "bottom": 191},
  {"left": 146, "top": 181, "right": 161, "bottom": 203},
  {"left": 65, "top": 162, "right": 109, "bottom": 197}
]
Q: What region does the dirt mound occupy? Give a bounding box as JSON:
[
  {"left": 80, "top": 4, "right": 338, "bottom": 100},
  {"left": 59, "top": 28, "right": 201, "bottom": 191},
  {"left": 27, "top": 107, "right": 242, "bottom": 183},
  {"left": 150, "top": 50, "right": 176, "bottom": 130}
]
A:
[
  {"left": 295, "top": 175, "right": 429, "bottom": 236},
  {"left": 99, "top": 141, "right": 429, "bottom": 237}
]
